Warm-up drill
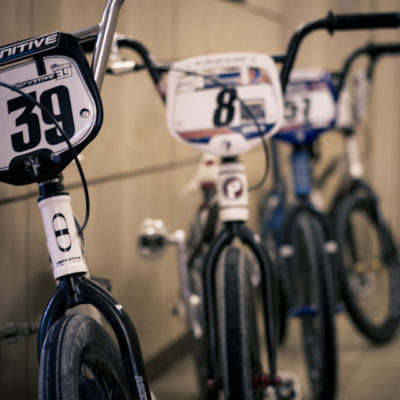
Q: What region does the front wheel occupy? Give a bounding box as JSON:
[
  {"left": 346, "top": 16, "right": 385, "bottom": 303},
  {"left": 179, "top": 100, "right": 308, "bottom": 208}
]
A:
[
  {"left": 335, "top": 194, "right": 400, "bottom": 343},
  {"left": 39, "top": 314, "right": 131, "bottom": 400},
  {"left": 289, "top": 214, "right": 337, "bottom": 400},
  {"left": 217, "top": 246, "right": 264, "bottom": 400},
  {"left": 189, "top": 254, "right": 218, "bottom": 400}
]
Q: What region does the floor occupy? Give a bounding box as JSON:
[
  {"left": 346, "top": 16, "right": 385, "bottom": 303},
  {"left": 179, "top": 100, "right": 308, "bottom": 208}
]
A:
[{"left": 150, "top": 314, "right": 400, "bottom": 399}]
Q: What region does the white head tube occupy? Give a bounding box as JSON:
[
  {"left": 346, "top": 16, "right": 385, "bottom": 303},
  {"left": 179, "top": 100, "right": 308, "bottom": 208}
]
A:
[{"left": 38, "top": 194, "right": 88, "bottom": 280}]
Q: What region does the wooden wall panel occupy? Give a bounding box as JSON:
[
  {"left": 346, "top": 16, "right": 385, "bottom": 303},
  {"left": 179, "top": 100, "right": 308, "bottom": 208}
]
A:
[
  {"left": 0, "top": 202, "right": 30, "bottom": 399},
  {"left": 0, "top": 0, "right": 399, "bottom": 398}
]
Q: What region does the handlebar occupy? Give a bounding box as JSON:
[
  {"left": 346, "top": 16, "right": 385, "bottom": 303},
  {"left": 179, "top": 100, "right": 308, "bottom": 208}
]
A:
[
  {"left": 107, "top": 11, "right": 400, "bottom": 101},
  {"left": 327, "top": 12, "right": 400, "bottom": 31},
  {"left": 71, "top": 0, "right": 125, "bottom": 91},
  {"left": 280, "top": 11, "right": 400, "bottom": 92},
  {"left": 104, "top": 8, "right": 400, "bottom": 107},
  {"left": 336, "top": 41, "right": 400, "bottom": 94},
  {"left": 114, "top": 36, "right": 166, "bottom": 102}
]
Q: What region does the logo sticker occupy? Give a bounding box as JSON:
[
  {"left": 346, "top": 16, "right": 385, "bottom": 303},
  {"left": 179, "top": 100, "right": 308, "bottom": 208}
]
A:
[
  {"left": 24, "top": 156, "right": 41, "bottom": 177},
  {"left": 135, "top": 375, "right": 148, "bottom": 400},
  {"left": 223, "top": 177, "right": 243, "bottom": 200},
  {"left": 14, "top": 61, "right": 73, "bottom": 89},
  {"left": 52, "top": 213, "right": 72, "bottom": 252},
  {"left": 0, "top": 33, "right": 60, "bottom": 66}
]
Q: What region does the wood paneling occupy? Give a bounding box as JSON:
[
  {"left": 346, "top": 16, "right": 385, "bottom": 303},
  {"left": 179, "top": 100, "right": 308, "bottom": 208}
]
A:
[{"left": 0, "top": 0, "right": 399, "bottom": 398}]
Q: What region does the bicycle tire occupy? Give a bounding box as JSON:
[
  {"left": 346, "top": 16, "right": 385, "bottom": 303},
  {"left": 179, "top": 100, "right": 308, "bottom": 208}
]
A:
[
  {"left": 258, "top": 190, "right": 289, "bottom": 346},
  {"left": 217, "top": 246, "right": 263, "bottom": 400},
  {"left": 291, "top": 214, "right": 337, "bottom": 400},
  {"left": 190, "top": 255, "right": 218, "bottom": 400},
  {"left": 261, "top": 230, "right": 289, "bottom": 347},
  {"left": 187, "top": 206, "right": 219, "bottom": 400},
  {"left": 335, "top": 193, "right": 400, "bottom": 343},
  {"left": 277, "top": 277, "right": 289, "bottom": 345},
  {"left": 39, "top": 314, "right": 131, "bottom": 400}
]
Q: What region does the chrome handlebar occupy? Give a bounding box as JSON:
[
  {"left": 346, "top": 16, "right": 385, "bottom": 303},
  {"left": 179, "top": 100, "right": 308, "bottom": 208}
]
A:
[{"left": 71, "top": 0, "right": 125, "bottom": 91}]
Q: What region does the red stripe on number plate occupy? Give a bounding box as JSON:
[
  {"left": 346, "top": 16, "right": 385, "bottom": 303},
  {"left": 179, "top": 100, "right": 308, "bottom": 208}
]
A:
[{"left": 179, "top": 128, "right": 232, "bottom": 140}]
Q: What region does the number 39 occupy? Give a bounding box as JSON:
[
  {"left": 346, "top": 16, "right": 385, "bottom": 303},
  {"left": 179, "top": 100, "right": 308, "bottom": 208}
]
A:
[{"left": 7, "top": 85, "right": 75, "bottom": 152}]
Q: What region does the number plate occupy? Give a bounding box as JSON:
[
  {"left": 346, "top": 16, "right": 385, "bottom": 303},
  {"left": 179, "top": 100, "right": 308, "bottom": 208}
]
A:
[
  {"left": 167, "top": 53, "right": 283, "bottom": 157},
  {"left": 0, "top": 33, "right": 102, "bottom": 185},
  {"left": 275, "top": 69, "right": 337, "bottom": 144}
]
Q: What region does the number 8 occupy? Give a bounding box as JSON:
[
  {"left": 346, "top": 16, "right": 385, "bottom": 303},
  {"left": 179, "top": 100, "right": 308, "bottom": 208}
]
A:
[{"left": 213, "top": 88, "right": 236, "bottom": 127}]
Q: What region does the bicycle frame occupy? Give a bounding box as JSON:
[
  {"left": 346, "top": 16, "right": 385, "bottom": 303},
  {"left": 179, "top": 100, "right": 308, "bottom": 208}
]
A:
[
  {"left": 266, "top": 37, "right": 400, "bottom": 246},
  {"left": 260, "top": 39, "right": 400, "bottom": 342},
  {"left": 201, "top": 156, "right": 278, "bottom": 389},
  {"left": 300, "top": 41, "right": 400, "bottom": 221},
  {"left": 37, "top": 179, "right": 151, "bottom": 400},
  {"left": 25, "top": 1, "right": 153, "bottom": 399},
  {"left": 332, "top": 41, "right": 400, "bottom": 188},
  {"left": 111, "top": 10, "right": 400, "bottom": 398},
  {"left": 271, "top": 12, "right": 400, "bottom": 198}
]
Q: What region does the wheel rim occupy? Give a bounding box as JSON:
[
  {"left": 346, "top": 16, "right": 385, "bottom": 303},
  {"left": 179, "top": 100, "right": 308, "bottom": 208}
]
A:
[
  {"left": 344, "top": 209, "right": 391, "bottom": 326},
  {"left": 79, "top": 346, "right": 128, "bottom": 400}
]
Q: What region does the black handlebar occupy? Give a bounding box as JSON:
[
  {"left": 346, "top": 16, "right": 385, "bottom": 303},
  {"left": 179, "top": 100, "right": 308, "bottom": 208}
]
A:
[
  {"left": 114, "top": 38, "right": 166, "bottom": 102},
  {"left": 280, "top": 11, "right": 400, "bottom": 92},
  {"left": 326, "top": 12, "right": 400, "bottom": 31},
  {"left": 108, "top": 11, "right": 400, "bottom": 100},
  {"left": 336, "top": 41, "right": 400, "bottom": 94}
]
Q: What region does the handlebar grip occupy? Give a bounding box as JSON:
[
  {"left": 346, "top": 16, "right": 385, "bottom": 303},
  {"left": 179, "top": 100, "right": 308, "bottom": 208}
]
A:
[
  {"left": 327, "top": 12, "right": 400, "bottom": 32},
  {"left": 368, "top": 42, "right": 400, "bottom": 54},
  {"left": 281, "top": 11, "right": 400, "bottom": 92}
]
